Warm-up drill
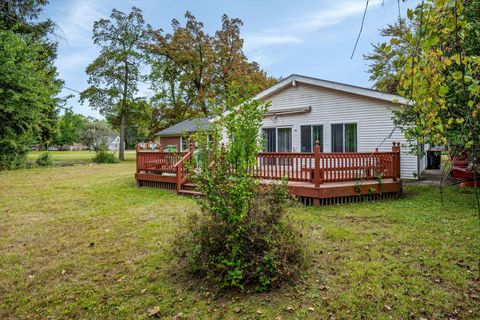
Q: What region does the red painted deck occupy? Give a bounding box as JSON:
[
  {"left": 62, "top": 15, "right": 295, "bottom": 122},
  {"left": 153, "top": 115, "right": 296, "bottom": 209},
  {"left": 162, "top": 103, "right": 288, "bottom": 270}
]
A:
[{"left": 135, "top": 142, "right": 403, "bottom": 205}]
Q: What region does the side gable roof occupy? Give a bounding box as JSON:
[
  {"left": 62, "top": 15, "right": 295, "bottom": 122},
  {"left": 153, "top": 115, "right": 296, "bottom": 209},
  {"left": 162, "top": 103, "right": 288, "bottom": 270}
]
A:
[
  {"left": 255, "top": 74, "right": 409, "bottom": 105},
  {"left": 155, "top": 118, "right": 211, "bottom": 137}
]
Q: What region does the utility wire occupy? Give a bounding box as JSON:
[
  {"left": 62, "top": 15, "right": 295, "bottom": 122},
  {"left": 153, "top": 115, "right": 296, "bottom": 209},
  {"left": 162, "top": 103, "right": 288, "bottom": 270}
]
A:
[{"left": 351, "top": 0, "right": 370, "bottom": 59}]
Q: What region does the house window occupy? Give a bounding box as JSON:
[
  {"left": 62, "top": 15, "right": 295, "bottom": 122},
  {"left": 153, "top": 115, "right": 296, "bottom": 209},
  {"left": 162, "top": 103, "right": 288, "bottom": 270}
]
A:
[
  {"left": 180, "top": 136, "right": 189, "bottom": 151},
  {"left": 262, "top": 128, "right": 276, "bottom": 152},
  {"left": 300, "top": 125, "right": 324, "bottom": 152},
  {"left": 331, "top": 123, "right": 357, "bottom": 152},
  {"left": 277, "top": 128, "right": 292, "bottom": 152},
  {"left": 262, "top": 127, "right": 292, "bottom": 152}
]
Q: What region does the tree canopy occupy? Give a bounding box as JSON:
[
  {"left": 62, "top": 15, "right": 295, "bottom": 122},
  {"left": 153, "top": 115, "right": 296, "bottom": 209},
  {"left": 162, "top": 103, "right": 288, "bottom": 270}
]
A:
[
  {"left": 365, "top": 0, "right": 480, "bottom": 171},
  {"left": 80, "top": 7, "right": 149, "bottom": 160},
  {"left": 146, "top": 12, "right": 276, "bottom": 132},
  {"left": 0, "top": 0, "right": 62, "bottom": 169}
]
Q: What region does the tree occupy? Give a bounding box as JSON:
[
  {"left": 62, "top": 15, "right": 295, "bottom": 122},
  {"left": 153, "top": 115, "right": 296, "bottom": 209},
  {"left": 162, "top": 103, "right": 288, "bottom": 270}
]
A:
[
  {"left": 147, "top": 12, "right": 276, "bottom": 132},
  {"left": 80, "top": 7, "right": 148, "bottom": 160},
  {"left": 365, "top": 0, "right": 480, "bottom": 174},
  {"left": 364, "top": 19, "right": 412, "bottom": 94},
  {"left": 173, "top": 85, "right": 305, "bottom": 291},
  {"left": 0, "top": 29, "right": 61, "bottom": 169},
  {"left": 54, "top": 109, "right": 87, "bottom": 149},
  {"left": 0, "top": 0, "right": 63, "bottom": 168},
  {"left": 81, "top": 118, "right": 118, "bottom": 150}
]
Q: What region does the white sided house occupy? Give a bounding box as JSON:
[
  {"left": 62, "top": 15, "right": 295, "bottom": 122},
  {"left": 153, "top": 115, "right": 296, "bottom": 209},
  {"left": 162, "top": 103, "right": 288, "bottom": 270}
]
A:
[{"left": 255, "top": 74, "right": 426, "bottom": 180}]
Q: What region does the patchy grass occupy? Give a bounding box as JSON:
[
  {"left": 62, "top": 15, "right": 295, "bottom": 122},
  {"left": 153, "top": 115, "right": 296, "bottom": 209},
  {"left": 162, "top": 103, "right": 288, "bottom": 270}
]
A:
[
  {"left": 27, "top": 150, "right": 136, "bottom": 165},
  {"left": 0, "top": 161, "right": 479, "bottom": 319}
]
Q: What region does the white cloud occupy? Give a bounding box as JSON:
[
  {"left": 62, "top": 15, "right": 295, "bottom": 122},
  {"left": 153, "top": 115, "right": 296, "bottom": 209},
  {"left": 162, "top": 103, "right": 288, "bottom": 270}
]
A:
[
  {"left": 291, "top": 0, "right": 384, "bottom": 31},
  {"left": 243, "top": 0, "right": 386, "bottom": 65},
  {"left": 244, "top": 34, "right": 302, "bottom": 51},
  {"left": 55, "top": 0, "right": 109, "bottom": 47}
]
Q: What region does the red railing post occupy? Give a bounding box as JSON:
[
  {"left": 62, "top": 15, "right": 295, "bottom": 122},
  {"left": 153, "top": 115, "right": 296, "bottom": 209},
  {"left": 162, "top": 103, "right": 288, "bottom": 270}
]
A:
[
  {"left": 314, "top": 140, "right": 321, "bottom": 187},
  {"left": 176, "top": 161, "right": 182, "bottom": 192},
  {"left": 396, "top": 142, "right": 401, "bottom": 179},
  {"left": 392, "top": 142, "right": 401, "bottom": 181},
  {"left": 135, "top": 144, "right": 140, "bottom": 174}
]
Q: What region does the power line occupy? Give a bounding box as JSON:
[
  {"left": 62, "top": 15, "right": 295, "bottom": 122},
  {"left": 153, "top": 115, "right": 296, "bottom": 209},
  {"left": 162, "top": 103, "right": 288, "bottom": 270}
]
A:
[
  {"left": 351, "top": 0, "right": 370, "bottom": 59},
  {"left": 62, "top": 85, "right": 82, "bottom": 94}
]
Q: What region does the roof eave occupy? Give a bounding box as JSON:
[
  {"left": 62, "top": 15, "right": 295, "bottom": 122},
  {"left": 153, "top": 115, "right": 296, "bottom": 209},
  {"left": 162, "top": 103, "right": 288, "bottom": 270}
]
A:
[{"left": 255, "top": 74, "right": 411, "bottom": 106}]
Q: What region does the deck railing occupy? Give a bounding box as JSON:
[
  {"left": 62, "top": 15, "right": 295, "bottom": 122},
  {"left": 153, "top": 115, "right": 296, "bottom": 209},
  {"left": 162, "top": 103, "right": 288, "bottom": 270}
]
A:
[
  {"left": 136, "top": 144, "right": 186, "bottom": 175},
  {"left": 136, "top": 141, "right": 401, "bottom": 189}
]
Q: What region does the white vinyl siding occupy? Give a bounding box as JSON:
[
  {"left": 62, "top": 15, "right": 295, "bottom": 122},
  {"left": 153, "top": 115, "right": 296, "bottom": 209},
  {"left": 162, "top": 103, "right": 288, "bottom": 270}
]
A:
[{"left": 260, "top": 83, "right": 420, "bottom": 179}]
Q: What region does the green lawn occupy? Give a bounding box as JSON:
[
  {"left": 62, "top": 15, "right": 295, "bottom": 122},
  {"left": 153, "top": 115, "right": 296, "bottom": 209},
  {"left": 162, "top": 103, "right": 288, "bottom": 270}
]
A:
[
  {"left": 0, "top": 161, "right": 479, "bottom": 319},
  {"left": 27, "top": 150, "right": 136, "bottom": 165}
]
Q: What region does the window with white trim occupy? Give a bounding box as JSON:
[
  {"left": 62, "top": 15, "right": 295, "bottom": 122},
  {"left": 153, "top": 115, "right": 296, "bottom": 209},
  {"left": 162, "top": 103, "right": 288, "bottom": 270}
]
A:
[
  {"left": 300, "top": 125, "right": 324, "bottom": 152},
  {"left": 331, "top": 123, "right": 357, "bottom": 152}
]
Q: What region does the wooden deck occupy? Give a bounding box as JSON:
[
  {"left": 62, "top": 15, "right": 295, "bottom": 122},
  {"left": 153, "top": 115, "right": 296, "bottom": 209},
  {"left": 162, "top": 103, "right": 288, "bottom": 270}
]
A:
[{"left": 135, "top": 142, "right": 403, "bottom": 205}]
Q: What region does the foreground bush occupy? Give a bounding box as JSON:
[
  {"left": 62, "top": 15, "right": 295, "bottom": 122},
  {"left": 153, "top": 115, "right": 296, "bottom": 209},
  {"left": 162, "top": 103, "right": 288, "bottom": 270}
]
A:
[
  {"left": 92, "top": 145, "right": 118, "bottom": 163},
  {"left": 175, "top": 181, "right": 305, "bottom": 291},
  {"left": 35, "top": 152, "right": 53, "bottom": 167},
  {"left": 173, "top": 87, "right": 306, "bottom": 291}
]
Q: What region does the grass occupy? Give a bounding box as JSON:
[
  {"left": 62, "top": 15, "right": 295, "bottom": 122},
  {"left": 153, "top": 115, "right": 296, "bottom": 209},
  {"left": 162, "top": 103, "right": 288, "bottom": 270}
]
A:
[
  {"left": 27, "top": 150, "right": 136, "bottom": 165},
  {"left": 0, "top": 161, "right": 479, "bottom": 319}
]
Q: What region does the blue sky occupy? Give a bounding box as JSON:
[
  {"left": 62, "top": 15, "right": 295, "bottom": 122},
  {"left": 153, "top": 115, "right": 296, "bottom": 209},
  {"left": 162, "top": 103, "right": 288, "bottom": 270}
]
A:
[{"left": 43, "top": 0, "right": 419, "bottom": 118}]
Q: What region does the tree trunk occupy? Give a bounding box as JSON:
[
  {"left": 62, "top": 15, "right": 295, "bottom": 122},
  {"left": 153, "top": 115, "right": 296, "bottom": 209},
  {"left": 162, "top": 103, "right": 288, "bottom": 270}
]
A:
[{"left": 119, "top": 112, "right": 126, "bottom": 161}]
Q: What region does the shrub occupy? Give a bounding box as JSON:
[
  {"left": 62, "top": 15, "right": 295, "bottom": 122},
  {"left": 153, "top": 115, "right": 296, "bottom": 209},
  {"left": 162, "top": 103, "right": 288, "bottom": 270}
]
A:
[
  {"left": 35, "top": 152, "right": 52, "bottom": 167},
  {"left": 92, "top": 145, "right": 118, "bottom": 163},
  {"left": 0, "top": 153, "right": 27, "bottom": 170},
  {"left": 174, "top": 180, "right": 305, "bottom": 291},
  {"left": 173, "top": 86, "right": 306, "bottom": 291}
]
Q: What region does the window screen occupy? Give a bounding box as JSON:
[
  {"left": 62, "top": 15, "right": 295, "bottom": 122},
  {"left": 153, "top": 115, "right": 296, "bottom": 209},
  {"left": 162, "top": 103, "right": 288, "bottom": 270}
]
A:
[
  {"left": 277, "top": 128, "right": 292, "bottom": 152},
  {"left": 312, "top": 125, "right": 324, "bottom": 152},
  {"left": 344, "top": 123, "right": 357, "bottom": 152},
  {"left": 331, "top": 124, "right": 344, "bottom": 152},
  {"left": 300, "top": 126, "right": 312, "bottom": 152},
  {"left": 262, "top": 128, "right": 276, "bottom": 152}
]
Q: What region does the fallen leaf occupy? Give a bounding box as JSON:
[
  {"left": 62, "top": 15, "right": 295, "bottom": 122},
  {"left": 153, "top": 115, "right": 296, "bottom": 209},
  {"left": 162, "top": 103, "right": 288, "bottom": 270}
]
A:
[
  {"left": 140, "top": 289, "right": 146, "bottom": 294},
  {"left": 256, "top": 309, "right": 263, "bottom": 315},
  {"left": 173, "top": 312, "right": 184, "bottom": 320},
  {"left": 147, "top": 306, "right": 160, "bottom": 317},
  {"left": 308, "top": 307, "right": 315, "bottom": 311}
]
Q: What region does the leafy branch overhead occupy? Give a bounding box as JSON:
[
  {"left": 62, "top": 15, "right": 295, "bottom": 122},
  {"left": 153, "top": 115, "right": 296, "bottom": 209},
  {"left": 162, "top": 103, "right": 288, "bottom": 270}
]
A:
[{"left": 366, "top": 0, "right": 480, "bottom": 170}]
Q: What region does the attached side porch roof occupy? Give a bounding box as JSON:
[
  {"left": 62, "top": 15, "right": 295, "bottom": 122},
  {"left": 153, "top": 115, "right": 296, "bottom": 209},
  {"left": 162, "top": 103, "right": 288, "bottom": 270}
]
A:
[{"left": 155, "top": 118, "right": 211, "bottom": 137}]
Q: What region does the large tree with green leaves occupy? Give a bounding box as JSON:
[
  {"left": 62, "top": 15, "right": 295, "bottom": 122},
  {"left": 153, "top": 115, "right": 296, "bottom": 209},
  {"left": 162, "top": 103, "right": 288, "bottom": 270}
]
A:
[
  {"left": 81, "top": 118, "right": 118, "bottom": 150},
  {"left": 147, "top": 12, "right": 276, "bottom": 132},
  {"left": 0, "top": 0, "right": 62, "bottom": 169},
  {"left": 365, "top": 0, "right": 480, "bottom": 173},
  {"left": 80, "top": 7, "right": 148, "bottom": 160},
  {"left": 53, "top": 109, "right": 87, "bottom": 149}
]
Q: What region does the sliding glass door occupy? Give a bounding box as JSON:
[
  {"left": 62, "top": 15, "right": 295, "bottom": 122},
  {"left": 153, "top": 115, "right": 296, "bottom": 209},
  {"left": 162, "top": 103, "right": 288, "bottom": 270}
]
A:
[
  {"left": 262, "top": 128, "right": 276, "bottom": 152},
  {"left": 262, "top": 127, "right": 292, "bottom": 152},
  {"left": 277, "top": 128, "right": 292, "bottom": 152}
]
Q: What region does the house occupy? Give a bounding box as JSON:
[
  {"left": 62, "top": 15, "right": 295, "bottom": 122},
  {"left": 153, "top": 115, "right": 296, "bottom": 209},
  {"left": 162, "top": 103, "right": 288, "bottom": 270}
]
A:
[
  {"left": 136, "top": 74, "right": 428, "bottom": 204},
  {"left": 251, "top": 74, "right": 425, "bottom": 180},
  {"left": 107, "top": 136, "right": 123, "bottom": 151},
  {"left": 155, "top": 118, "right": 211, "bottom": 151},
  {"left": 153, "top": 75, "right": 426, "bottom": 180}
]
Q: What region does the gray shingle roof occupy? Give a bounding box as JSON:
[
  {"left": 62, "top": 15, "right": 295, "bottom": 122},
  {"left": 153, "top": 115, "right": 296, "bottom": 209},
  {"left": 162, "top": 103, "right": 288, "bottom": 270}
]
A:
[{"left": 155, "top": 118, "right": 211, "bottom": 136}]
